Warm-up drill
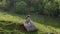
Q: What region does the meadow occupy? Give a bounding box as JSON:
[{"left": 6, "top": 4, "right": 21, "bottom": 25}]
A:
[{"left": 0, "top": 11, "right": 60, "bottom": 34}]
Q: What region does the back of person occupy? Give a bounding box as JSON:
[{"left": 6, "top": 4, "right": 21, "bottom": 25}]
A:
[{"left": 24, "top": 15, "right": 37, "bottom": 31}]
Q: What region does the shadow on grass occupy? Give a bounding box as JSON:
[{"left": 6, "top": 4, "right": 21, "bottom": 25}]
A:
[
  {"left": 2, "top": 23, "right": 16, "bottom": 30},
  {"left": 24, "top": 31, "right": 38, "bottom": 34}
]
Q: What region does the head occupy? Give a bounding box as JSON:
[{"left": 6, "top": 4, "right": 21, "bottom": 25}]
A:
[{"left": 25, "top": 15, "right": 30, "bottom": 19}]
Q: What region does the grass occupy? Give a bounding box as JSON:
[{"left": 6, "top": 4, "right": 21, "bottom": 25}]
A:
[{"left": 0, "top": 11, "right": 60, "bottom": 34}]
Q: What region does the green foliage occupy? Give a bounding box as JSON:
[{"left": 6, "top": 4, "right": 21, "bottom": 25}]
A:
[
  {"left": 0, "top": 0, "right": 60, "bottom": 17},
  {"left": 16, "top": 1, "right": 29, "bottom": 14},
  {"left": 44, "top": 0, "right": 59, "bottom": 16}
]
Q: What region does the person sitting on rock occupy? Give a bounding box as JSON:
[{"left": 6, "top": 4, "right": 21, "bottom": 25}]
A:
[{"left": 24, "top": 15, "right": 37, "bottom": 32}]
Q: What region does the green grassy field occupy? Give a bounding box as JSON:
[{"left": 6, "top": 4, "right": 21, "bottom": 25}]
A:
[{"left": 0, "top": 11, "right": 60, "bottom": 34}]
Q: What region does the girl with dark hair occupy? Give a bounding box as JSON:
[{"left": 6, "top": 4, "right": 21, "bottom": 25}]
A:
[{"left": 24, "top": 15, "right": 37, "bottom": 31}]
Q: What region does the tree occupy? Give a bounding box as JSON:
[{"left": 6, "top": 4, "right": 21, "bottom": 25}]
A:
[{"left": 16, "top": 1, "right": 29, "bottom": 14}]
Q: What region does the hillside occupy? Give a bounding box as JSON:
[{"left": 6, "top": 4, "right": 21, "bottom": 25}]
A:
[{"left": 0, "top": 11, "right": 60, "bottom": 34}]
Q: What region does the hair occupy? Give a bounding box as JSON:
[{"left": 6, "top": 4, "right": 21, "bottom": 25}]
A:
[{"left": 25, "top": 15, "right": 30, "bottom": 19}]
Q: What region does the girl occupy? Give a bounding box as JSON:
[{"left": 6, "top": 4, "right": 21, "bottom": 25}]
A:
[{"left": 24, "top": 15, "right": 37, "bottom": 31}]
